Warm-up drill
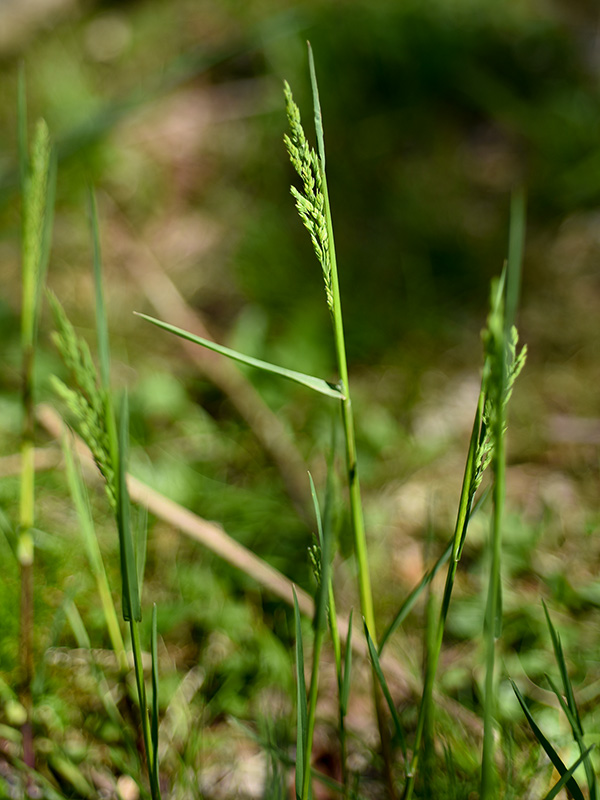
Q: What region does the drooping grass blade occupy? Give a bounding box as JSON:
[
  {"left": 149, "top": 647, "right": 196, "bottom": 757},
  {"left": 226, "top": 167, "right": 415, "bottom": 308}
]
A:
[{"left": 136, "top": 313, "right": 344, "bottom": 400}]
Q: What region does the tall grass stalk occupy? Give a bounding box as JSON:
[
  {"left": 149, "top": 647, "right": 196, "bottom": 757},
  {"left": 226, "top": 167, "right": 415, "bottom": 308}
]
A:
[
  {"left": 481, "top": 189, "right": 525, "bottom": 798},
  {"left": 403, "top": 192, "right": 526, "bottom": 800},
  {"left": 17, "top": 70, "right": 54, "bottom": 768},
  {"left": 285, "top": 45, "right": 394, "bottom": 789},
  {"left": 50, "top": 192, "right": 161, "bottom": 799}
]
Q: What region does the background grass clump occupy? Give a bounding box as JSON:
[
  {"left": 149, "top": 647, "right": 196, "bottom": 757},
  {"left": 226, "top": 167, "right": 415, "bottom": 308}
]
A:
[{"left": 0, "top": 0, "right": 599, "bottom": 798}]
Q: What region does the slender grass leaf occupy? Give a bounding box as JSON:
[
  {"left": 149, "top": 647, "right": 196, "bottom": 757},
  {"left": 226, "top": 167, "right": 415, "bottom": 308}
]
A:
[
  {"left": 308, "top": 472, "right": 331, "bottom": 635},
  {"left": 307, "top": 43, "right": 325, "bottom": 168},
  {"left": 136, "top": 313, "right": 344, "bottom": 400},
  {"left": 117, "top": 394, "right": 141, "bottom": 622},
  {"left": 379, "top": 538, "right": 452, "bottom": 655},
  {"left": 380, "top": 486, "right": 490, "bottom": 655},
  {"left": 136, "top": 504, "right": 149, "bottom": 595},
  {"left": 545, "top": 673, "right": 596, "bottom": 799},
  {"left": 341, "top": 609, "right": 353, "bottom": 717},
  {"left": 61, "top": 433, "right": 125, "bottom": 661},
  {"left": 48, "top": 752, "right": 94, "bottom": 798},
  {"left": 505, "top": 187, "right": 526, "bottom": 338},
  {"left": 364, "top": 620, "right": 407, "bottom": 759},
  {"left": 542, "top": 601, "right": 583, "bottom": 735},
  {"left": 510, "top": 679, "right": 585, "bottom": 800},
  {"left": 294, "top": 587, "right": 308, "bottom": 800},
  {"left": 151, "top": 603, "right": 160, "bottom": 791},
  {"left": 543, "top": 746, "right": 595, "bottom": 800},
  {"left": 89, "top": 189, "right": 111, "bottom": 392}
]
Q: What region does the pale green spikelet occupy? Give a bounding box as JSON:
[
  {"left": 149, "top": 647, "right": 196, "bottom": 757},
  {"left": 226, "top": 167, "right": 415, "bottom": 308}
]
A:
[
  {"left": 284, "top": 82, "right": 333, "bottom": 311},
  {"left": 308, "top": 535, "right": 322, "bottom": 587},
  {"left": 48, "top": 292, "right": 116, "bottom": 508},
  {"left": 471, "top": 290, "right": 527, "bottom": 496}
]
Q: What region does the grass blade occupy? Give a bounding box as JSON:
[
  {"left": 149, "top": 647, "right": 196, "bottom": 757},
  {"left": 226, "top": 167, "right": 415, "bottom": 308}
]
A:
[
  {"left": 89, "top": 189, "right": 111, "bottom": 392},
  {"left": 117, "top": 394, "right": 141, "bottom": 622},
  {"left": 542, "top": 746, "right": 594, "bottom": 800},
  {"left": 293, "top": 587, "right": 308, "bottom": 800},
  {"left": 510, "top": 679, "right": 585, "bottom": 800},
  {"left": 364, "top": 621, "right": 407, "bottom": 760},
  {"left": 543, "top": 603, "right": 596, "bottom": 800},
  {"left": 542, "top": 601, "right": 582, "bottom": 735},
  {"left": 379, "top": 538, "right": 452, "bottom": 656},
  {"left": 341, "top": 609, "right": 353, "bottom": 718},
  {"left": 136, "top": 504, "right": 149, "bottom": 597},
  {"left": 61, "top": 431, "right": 126, "bottom": 670},
  {"left": 136, "top": 313, "right": 344, "bottom": 400}
]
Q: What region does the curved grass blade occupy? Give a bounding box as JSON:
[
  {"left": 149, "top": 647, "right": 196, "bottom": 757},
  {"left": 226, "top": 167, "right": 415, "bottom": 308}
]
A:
[
  {"left": 136, "top": 313, "right": 344, "bottom": 400},
  {"left": 510, "top": 679, "right": 585, "bottom": 800},
  {"left": 364, "top": 621, "right": 407, "bottom": 760},
  {"left": 543, "top": 746, "right": 595, "bottom": 800},
  {"left": 379, "top": 487, "right": 490, "bottom": 655}
]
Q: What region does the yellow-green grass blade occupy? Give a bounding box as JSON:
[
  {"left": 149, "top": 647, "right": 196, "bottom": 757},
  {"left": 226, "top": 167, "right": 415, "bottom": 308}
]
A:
[
  {"left": 136, "top": 313, "right": 344, "bottom": 400},
  {"left": 117, "top": 394, "right": 141, "bottom": 622},
  {"left": 510, "top": 679, "right": 585, "bottom": 800},
  {"left": 543, "top": 746, "right": 595, "bottom": 800},
  {"left": 364, "top": 621, "right": 407, "bottom": 760},
  {"left": 293, "top": 587, "right": 308, "bottom": 800}
]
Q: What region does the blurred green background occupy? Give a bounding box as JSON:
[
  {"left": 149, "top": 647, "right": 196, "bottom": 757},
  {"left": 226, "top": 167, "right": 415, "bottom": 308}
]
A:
[{"left": 1, "top": 0, "right": 600, "bottom": 795}]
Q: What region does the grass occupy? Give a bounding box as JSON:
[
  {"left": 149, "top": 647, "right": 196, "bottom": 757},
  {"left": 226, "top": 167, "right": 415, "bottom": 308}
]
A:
[{"left": 1, "top": 27, "right": 599, "bottom": 800}]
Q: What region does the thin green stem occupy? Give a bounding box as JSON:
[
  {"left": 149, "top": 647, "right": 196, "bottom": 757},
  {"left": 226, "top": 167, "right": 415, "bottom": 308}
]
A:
[
  {"left": 129, "top": 618, "right": 160, "bottom": 799},
  {"left": 302, "top": 624, "right": 325, "bottom": 800},
  {"left": 404, "top": 391, "right": 484, "bottom": 800},
  {"left": 307, "top": 45, "right": 393, "bottom": 794},
  {"left": 481, "top": 402, "right": 506, "bottom": 798}
]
